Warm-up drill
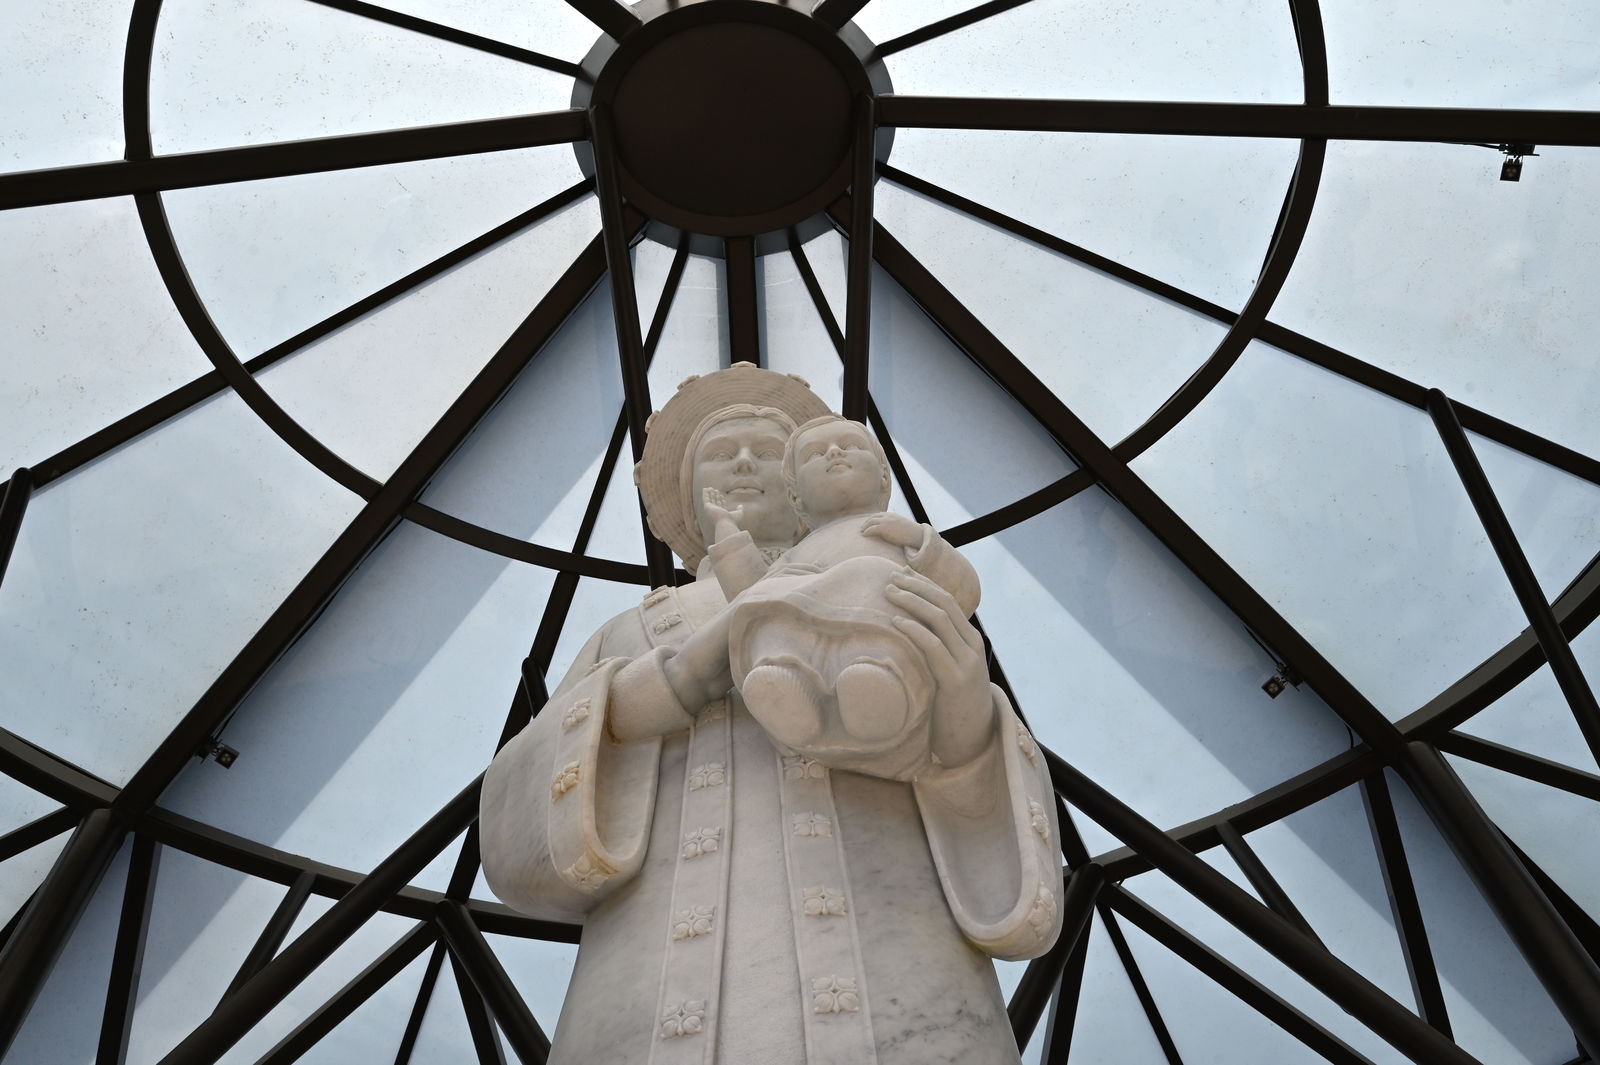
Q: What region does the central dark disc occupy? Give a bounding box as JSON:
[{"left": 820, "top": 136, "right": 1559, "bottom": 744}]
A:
[{"left": 584, "top": 3, "right": 881, "bottom": 239}]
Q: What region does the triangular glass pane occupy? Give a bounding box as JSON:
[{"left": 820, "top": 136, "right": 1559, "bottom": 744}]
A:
[
  {"left": 3, "top": 0, "right": 126, "bottom": 169},
  {"left": 646, "top": 251, "right": 728, "bottom": 397},
  {"left": 543, "top": 576, "right": 653, "bottom": 694},
  {"left": 963, "top": 485, "right": 1353, "bottom": 850},
  {"left": 164, "top": 146, "right": 587, "bottom": 357},
  {"left": 763, "top": 237, "right": 845, "bottom": 413},
  {"left": 125, "top": 848, "right": 306, "bottom": 1062},
  {"left": 1457, "top": 658, "right": 1600, "bottom": 775},
  {"left": 1321, "top": 1, "right": 1600, "bottom": 108},
  {"left": 149, "top": 0, "right": 574, "bottom": 152},
  {"left": 419, "top": 279, "right": 624, "bottom": 549},
  {"left": 1064, "top": 913, "right": 1172, "bottom": 1064},
  {"left": 1446, "top": 754, "right": 1600, "bottom": 926},
  {"left": 1387, "top": 769, "right": 1572, "bottom": 1065},
  {"left": 254, "top": 194, "right": 599, "bottom": 480},
  {"left": 859, "top": 0, "right": 1300, "bottom": 102},
  {"left": 580, "top": 438, "right": 653, "bottom": 567},
  {"left": 0, "top": 773, "right": 63, "bottom": 839},
  {"left": 408, "top": 956, "right": 481, "bottom": 1062},
  {"left": 876, "top": 180, "right": 1231, "bottom": 445},
  {"left": 484, "top": 934, "right": 578, "bottom": 1037},
  {"left": 1273, "top": 141, "right": 1600, "bottom": 460},
  {"left": 1473, "top": 431, "right": 1600, "bottom": 603},
  {"left": 1, "top": 198, "right": 213, "bottom": 469},
  {"left": 867, "top": 262, "right": 1077, "bottom": 528},
  {"left": 282, "top": 942, "right": 430, "bottom": 1065},
  {"left": 0, "top": 390, "right": 363, "bottom": 785},
  {"left": 0, "top": 831, "right": 73, "bottom": 930},
  {"left": 161, "top": 520, "right": 554, "bottom": 884},
  {"left": 7, "top": 838, "right": 131, "bottom": 1064},
  {"left": 1134, "top": 340, "right": 1532, "bottom": 720},
  {"left": 885, "top": 129, "right": 1301, "bottom": 311},
  {"left": 374, "top": 0, "right": 600, "bottom": 63}
]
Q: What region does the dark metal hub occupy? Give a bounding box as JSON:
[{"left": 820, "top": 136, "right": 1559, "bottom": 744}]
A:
[{"left": 576, "top": 1, "right": 890, "bottom": 241}]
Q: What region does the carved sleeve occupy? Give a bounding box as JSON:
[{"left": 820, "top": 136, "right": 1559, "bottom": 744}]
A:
[
  {"left": 904, "top": 525, "right": 981, "bottom": 617},
  {"left": 480, "top": 640, "right": 664, "bottom": 921},
  {"left": 912, "top": 687, "right": 1063, "bottom": 961},
  {"left": 705, "top": 528, "right": 770, "bottom": 601}
]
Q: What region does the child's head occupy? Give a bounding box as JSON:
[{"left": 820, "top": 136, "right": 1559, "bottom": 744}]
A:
[{"left": 783, "top": 415, "right": 892, "bottom": 527}]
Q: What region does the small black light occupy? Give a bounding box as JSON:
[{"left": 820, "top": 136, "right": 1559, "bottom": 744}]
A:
[
  {"left": 1262, "top": 675, "right": 1286, "bottom": 699},
  {"left": 213, "top": 744, "right": 240, "bottom": 768},
  {"left": 1500, "top": 156, "right": 1524, "bottom": 182}
]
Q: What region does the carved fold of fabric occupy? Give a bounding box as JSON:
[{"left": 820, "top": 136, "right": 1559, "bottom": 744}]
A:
[{"left": 913, "top": 688, "right": 1065, "bottom": 961}]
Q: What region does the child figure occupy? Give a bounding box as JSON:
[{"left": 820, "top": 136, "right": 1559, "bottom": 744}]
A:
[{"left": 702, "top": 415, "right": 980, "bottom": 781}]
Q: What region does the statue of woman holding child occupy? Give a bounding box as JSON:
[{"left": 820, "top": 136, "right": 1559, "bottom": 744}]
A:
[{"left": 480, "top": 363, "right": 1062, "bottom": 1064}]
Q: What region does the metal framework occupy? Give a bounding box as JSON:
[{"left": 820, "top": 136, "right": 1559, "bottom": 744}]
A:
[{"left": 1, "top": 0, "right": 1598, "bottom": 1062}]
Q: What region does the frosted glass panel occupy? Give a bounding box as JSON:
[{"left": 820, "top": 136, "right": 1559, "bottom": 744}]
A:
[
  {"left": 125, "top": 849, "right": 296, "bottom": 1062},
  {"left": 418, "top": 283, "right": 624, "bottom": 550},
  {"left": 1474, "top": 435, "right": 1600, "bottom": 602},
  {"left": 1321, "top": 0, "right": 1600, "bottom": 108},
  {"left": 1459, "top": 649, "right": 1600, "bottom": 775},
  {"left": 1064, "top": 916, "right": 1172, "bottom": 1065},
  {"left": 1274, "top": 141, "right": 1600, "bottom": 460},
  {"left": 544, "top": 577, "right": 649, "bottom": 692},
  {"left": 0, "top": 391, "right": 362, "bottom": 784},
  {"left": 581, "top": 443, "right": 651, "bottom": 566},
  {"left": 868, "top": 264, "right": 1076, "bottom": 528},
  {"left": 163, "top": 147, "right": 586, "bottom": 357},
  {"left": 762, "top": 243, "right": 845, "bottom": 413},
  {"left": 1135, "top": 342, "right": 1531, "bottom": 719},
  {"left": 877, "top": 182, "right": 1230, "bottom": 446},
  {"left": 150, "top": 0, "right": 574, "bottom": 152},
  {"left": 255, "top": 195, "right": 600, "bottom": 480},
  {"left": 1388, "top": 770, "right": 1571, "bottom": 1065},
  {"left": 865, "top": 0, "right": 1300, "bottom": 103},
  {"left": 162, "top": 522, "right": 554, "bottom": 882},
  {"left": 0, "top": 199, "right": 213, "bottom": 471},
  {"left": 964, "top": 487, "right": 1353, "bottom": 858},
  {"left": 0, "top": 0, "right": 128, "bottom": 170},
  {"left": 0, "top": 776, "right": 70, "bottom": 924},
  {"left": 487, "top": 935, "right": 578, "bottom": 1030},
  {"left": 646, "top": 253, "right": 729, "bottom": 396},
  {"left": 886, "top": 130, "right": 1301, "bottom": 311},
  {"left": 408, "top": 955, "right": 482, "bottom": 1062}
]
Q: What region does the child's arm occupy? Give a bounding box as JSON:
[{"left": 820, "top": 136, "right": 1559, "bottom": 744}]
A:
[
  {"left": 702, "top": 487, "right": 770, "bottom": 600},
  {"left": 862, "top": 513, "right": 980, "bottom": 616}
]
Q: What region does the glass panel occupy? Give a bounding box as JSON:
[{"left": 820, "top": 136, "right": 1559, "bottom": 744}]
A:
[
  {"left": 288, "top": 947, "right": 429, "bottom": 1065},
  {"left": 868, "top": 264, "right": 1076, "bottom": 528},
  {"left": 1133, "top": 341, "right": 1531, "bottom": 720},
  {"left": 646, "top": 252, "right": 728, "bottom": 397},
  {"left": 885, "top": 131, "right": 1301, "bottom": 311},
  {"left": 161, "top": 521, "right": 555, "bottom": 884},
  {"left": 163, "top": 146, "right": 586, "bottom": 357},
  {"left": 125, "top": 849, "right": 300, "bottom": 1062},
  {"left": 1387, "top": 769, "right": 1571, "bottom": 1064},
  {"left": 417, "top": 282, "right": 624, "bottom": 550},
  {"left": 0, "top": 391, "right": 362, "bottom": 784},
  {"left": 1448, "top": 755, "right": 1600, "bottom": 927},
  {"left": 1473, "top": 432, "right": 1600, "bottom": 603},
  {"left": 149, "top": 0, "right": 574, "bottom": 152},
  {"left": 219, "top": 897, "right": 419, "bottom": 1064},
  {"left": 544, "top": 576, "right": 652, "bottom": 692},
  {"left": 761, "top": 243, "right": 845, "bottom": 413},
  {"left": 875, "top": 181, "right": 1231, "bottom": 445},
  {"left": 1273, "top": 141, "right": 1600, "bottom": 461},
  {"left": 485, "top": 934, "right": 578, "bottom": 1031},
  {"left": 1243, "top": 784, "right": 1415, "bottom": 1006},
  {"left": 1458, "top": 659, "right": 1600, "bottom": 776},
  {"left": 1321, "top": 0, "right": 1600, "bottom": 108},
  {"left": 9, "top": 841, "right": 130, "bottom": 1064},
  {"left": 1064, "top": 914, "right": 1173, "bottom": 1064},
  {"left": 580, "top": 441, "right": 651, "bottom": 567},
  {"left": 0, "top": 198, "right": 214, "bottom": 470},
  {"left": 859, "top": 0, "right": 1301, "bottom": 103},
  {"left": 364, "top": 0, "right": 600, "bottom": 63},
  {"left": 0, "top": 833, "right": 73, "bottom": 930},
  {"left": 408, "top": 953, "right": 481, "bottom": 1062},
  {"left": 0, "top": 0, "right": 128, "bottom": 170},
  {"left": 254, "top": 194, "right": 600, "bottom": 481},
  {"left": 963, "top": 484, "right": 1354, "bottom": 859}
]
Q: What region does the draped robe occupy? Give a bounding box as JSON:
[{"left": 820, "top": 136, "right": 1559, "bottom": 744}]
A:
[{"left": 480, "top": 567, "right": 1063, "bottom": 1064}]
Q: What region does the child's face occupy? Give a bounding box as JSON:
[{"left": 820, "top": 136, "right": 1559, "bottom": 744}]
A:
[{"left": 790, "top": 420, "right": 884, "bottom": 520}]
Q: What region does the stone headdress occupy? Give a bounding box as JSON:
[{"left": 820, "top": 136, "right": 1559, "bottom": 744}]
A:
[{"left": 634, "top": 362, "right": 831, "bottom": 572}]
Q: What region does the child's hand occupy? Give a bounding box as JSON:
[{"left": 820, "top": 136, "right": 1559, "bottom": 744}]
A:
[
  {"left": 860, "top": 512, "right": 923, "bottom": 550},
  {"left": 703, "top": 487, "right": 745, "bottom": 541}
]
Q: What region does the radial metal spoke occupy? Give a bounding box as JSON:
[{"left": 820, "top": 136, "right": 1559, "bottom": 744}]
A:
[
  {"left": 303, "top": 0, "right": 585, "bottom": 77},
  {"left": 0, "top": 469, "right": 30, "bottom": 589},
  {"left": 0, "top": 809, "right": 80, "bottom": 865},
  {"left": 873, "top": 0, "right": 1038, "bottom": 59},
  {"left": 563, "top": 0, "right": 642, "bottom": 41},
  {"left": 841, "top": 96, "right": 877, "bottom": 421},
  {"left": 811, "top": 0, "right": 873, "bottom": 30},
  {"left": 1100, "top": 904, "right": 1185, "bottom": 1065},
  {"left": 0, "top": 110, "right": 588, "bottom": 210},
  {"left": 877, "top": 96, "right": 1600, "bottom": 145},
  {"left": 725, "top": 236, "right": 761, "bottom": 366},
  {"left": 437, "top": 902, "right": 550, "bottom": 1064},
  {"left": 224, "top": 871, "right": 318, "bottom": 1003},
  {"left": 97, "top": 835, "right": 161, "bottom": 1065},
  {"left": 1435, "top": 732, "right": 1600, "bottom": 802},
  {"left": 392, "top": 943, "right": 447, "bottom": 1065}
]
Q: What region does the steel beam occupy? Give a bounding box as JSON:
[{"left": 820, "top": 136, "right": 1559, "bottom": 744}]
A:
[
  {"left": 303, "top": 0, "right": 584, "bottom": 76},
  {"left": 449, "top": 949, "right": 509, "bottom": 1065},
  {"left": 564, "top": 0, "right": 642, "bottom": 40},
  {"left": 223, "top": 871, "right": 317, "bottom": 1002},
  {"left": 1037, "top": 906, "right": 1090, "bottom": 1063},
  {"left": 0, "top": 110, "right": 589, "bottom": 211},
  {"left": 725, "top": 235, "right": 760, "bottom": 367},
  {"left": 811, "top": 0, "right": 872, "bottom": 30},
  {"left": 1434, "top": 731, "right": 1600, "bottom": 802},
  {"left": 1215, "top": 823, "right": 1322, "bottom": 946},
  {"left": 841, "top": 95, "right": 877, "bottom": 421},
  {"left": 97, "top": 834, "right": 161, "bottom": 1065},
  {"left": 876, "top": 96, "right": 1600, "bottom": 146},
  {"left": 873, "top": 0, "right": 1038, "bottom": 59},
  {"left": 0, "top": 809, "right": 78, "bottom": 865},
  {"left": 1100, "top": 903, "right": 1184, "bottom": 1065},
  {"left": 392, "top": 943, "right": 447, "bottom": 1065},
  {"left": 0, "top": 809, "right": 127, "bottom": 1058},
  {"left": 1427, "top": 389, "right": 1600, "bottom": 766},
  {"left": 1008, "top": 863, "right": 1102, "bottom": 1049},
  {"left": 437, "top": 902, "right": 551, "bottom": 1064},
  {"left": 0, "top": 468, "right": 30, "bottom": 589}
]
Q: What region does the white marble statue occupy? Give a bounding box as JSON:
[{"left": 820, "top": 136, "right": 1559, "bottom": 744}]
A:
[{"left": 480, "top": 363, "right": 1063, "bottom": 1065}]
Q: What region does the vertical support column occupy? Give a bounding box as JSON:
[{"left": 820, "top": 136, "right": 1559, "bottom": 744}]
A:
[
  {"left": 1426, "top": 389, "right": 1600, "bottom": 764},
  {"left": 0, "top": 808, "right": 127, "bottom": 1058},
  {"left": 1008, "top": 862, "right": 1102, "bottom": 1047},
  {"left": 437, "top": 901, "right": 550, "bottom": 1065},
  {"left": 725, "top": 235, "right": 760, "bottom": 367},
  {"left": 591, "top": 102, "right": 675, "bottom": 588},
  {"left": 0, "top": 468, "right": 31, "bottom": 589},
  {"left": 98, "top": 834, "right": 161, "bottom": 1065},
  {"left": 841, "top": 94, "right": 876, "bottom": 422},
  {"left": 1402, "top": 742, "right": 1600, "bottom": 1060}
]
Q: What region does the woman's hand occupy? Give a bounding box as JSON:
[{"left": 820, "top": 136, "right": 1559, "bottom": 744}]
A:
[{"left": 885, "top": 569, "right": 995, "bottom": 768}]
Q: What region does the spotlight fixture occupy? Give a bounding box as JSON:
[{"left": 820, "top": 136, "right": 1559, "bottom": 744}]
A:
[
  {"left": 1498, "top": 142, "right": 1537, "bottom": 181},
  {"left": 208, "top": 741, "right": 240, "bottom": 768},
  {"left": 1261, "top": 665, "right": 1302, "bottom": 699}
]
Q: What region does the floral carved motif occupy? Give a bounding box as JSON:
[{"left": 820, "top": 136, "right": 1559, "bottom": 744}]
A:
[
  {"left": 688, "top": 762, "right": 726, "bottom": 791},
  {"left": 565, "top": 852, "right": 611, "bottom": 891},
  {"left": 810, "top": 975, "right": 860, "bottom": 1014},
  {"left": 651, "top": 613, "right": 684, "bottom": 634},
  {"left": 1027, "top": 883, "right": 1057, "bottom": 934},
  {"left": 802, "top": 886, "right": 847, "bottom": 917},
  {"left": 551, "top": 762, "right": 581, "bottom": 800},
  {"left": 1017, "top": 727, "right": 1038, "bottom": 765},
  {"left": 562, "top": 698, "right": 591, "bottom": 732},
  {"left": 782, "top": 755, "right": 827, "bottom": 781},
  {"left": 671, "top": 905, "right": 716, "bottom": 941},
  {"left": 1029, "top": 800, "right": 1050, "bottom": 843},
  {"left": 681, "top": 827, "right": 722, "bottom": 860},
  {"left": 698, "top": 700, "right": 727, "bottom": 723},
  {"left": 792, "top": 812, "right": 832, "bottom": 838},
  {"left": 660, "top": 1000, "right": 706, "bottom": 1039}
]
